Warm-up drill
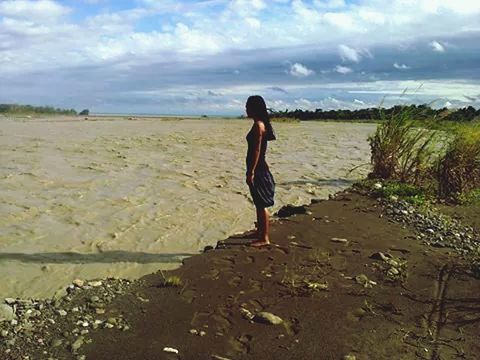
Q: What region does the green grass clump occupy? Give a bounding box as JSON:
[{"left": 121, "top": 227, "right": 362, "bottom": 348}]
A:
[
  {"left": 356, "top": 179, "right": 426, "bottom": 204},
  {"left": 380, "top": 182, "right": 427, "bottom": 204},
  {"left": 158, "top": 272, "right": 183, "bottom": 288},
  {"left": 458, "top": 188, "right": 480, "bottom": 205}
]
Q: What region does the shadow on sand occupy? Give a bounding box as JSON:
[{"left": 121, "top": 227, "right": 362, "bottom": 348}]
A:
[
  {"left": 277, "top": 178, "right": 356, "bottom": 187},
  {"left": 0, "top": 251, "right": 193, "bottom": 264}
]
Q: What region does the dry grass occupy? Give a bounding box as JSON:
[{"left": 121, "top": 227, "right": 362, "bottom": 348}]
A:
[
  {"left": 368, "top": 106, "right": 439, "bottom": 184},
  {"left": 437, "top": 125, "right": 480, "bottom": 199}
]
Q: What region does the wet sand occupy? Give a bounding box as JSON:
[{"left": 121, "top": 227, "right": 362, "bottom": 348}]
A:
[{"left": 0, "top": 116, "right": 374, "bottom": 298}]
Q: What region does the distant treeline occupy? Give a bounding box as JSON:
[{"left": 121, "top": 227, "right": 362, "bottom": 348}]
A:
[
  {"left": 0, "top": 104, "right": 77, "bottom": 115},
  {"left": 269, "top": 104, "right": 480, "bottom": 122}
]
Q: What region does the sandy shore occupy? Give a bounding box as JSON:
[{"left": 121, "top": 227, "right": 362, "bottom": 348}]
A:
[{"left": 2, "top": 188, "right": 479, "bottom": 360}]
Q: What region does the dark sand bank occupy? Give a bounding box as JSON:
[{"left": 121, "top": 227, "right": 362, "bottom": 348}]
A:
[
  {"left": 2, "top": 192, "right": 479, "bottom": 360},
  {"left": 85, "top": 192, "right": 480, "bottom": 360}
]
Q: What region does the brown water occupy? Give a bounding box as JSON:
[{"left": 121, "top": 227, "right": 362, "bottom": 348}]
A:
[{"left": 0, "top": 117, "right": 375, "bottom": 298}]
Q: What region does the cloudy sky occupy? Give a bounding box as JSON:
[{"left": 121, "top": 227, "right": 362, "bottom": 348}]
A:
[{"left": 0, "top": 0, "right": 479, "bottom": 115}]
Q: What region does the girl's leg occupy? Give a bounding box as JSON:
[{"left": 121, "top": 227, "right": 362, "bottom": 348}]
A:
[{"left": 251, "top": 207, "right": 270, "bottom": 246}]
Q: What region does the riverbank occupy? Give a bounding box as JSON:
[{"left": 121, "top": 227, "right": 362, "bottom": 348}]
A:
[{"left": 1, "top": 188, "right": 479, "bottom": 360}]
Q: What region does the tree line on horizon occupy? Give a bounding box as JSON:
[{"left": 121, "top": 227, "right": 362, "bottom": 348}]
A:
[
  {"left": 269, "top": 104, "right": 480, "bottom": 122},
  {"left": 0, "top": 104, "right": 92, "bottom": 116},
  {"left": 0, "top": 104, "right": 78, "bottom": 116}
]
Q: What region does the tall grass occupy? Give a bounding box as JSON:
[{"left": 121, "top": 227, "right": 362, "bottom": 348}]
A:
[
  {"left": 437, "top": 125, "right": 480, "bottom": 199},
  {"left": 368, "top": 105, "right": 439, "bottom": 184}
]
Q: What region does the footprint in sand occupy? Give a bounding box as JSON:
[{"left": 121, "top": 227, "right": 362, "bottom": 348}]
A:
[
  {"left": 229, "top": 334, "right": 253, "bottom": 354},
  {"left": 212, "top": 256, "right": 236, "bottom": 269},
  {"left": 180, "top": 289, "right": 196, "bottom": 304},
  {"left": 245, "top": 255, "right": 255, "bottom": 264},
  {"left": 203, "top": 268, "right": 220, "bottom": 280},
  {"left": 247, "top": 279, "right": 264, "bottom": 292},
  {"left": 212, "top": 309, "right": 233, "bottom": 334},
  {"left": 227, "top": 274, "right": 242, "bottom": 287}
]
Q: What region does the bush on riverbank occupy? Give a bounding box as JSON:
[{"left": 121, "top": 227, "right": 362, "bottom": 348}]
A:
[
  {"left": 368, "top": 106, "right": 438, "bottom": 184},
  {"left": 369, "top": 110, "right": 480, "bottom": 203},
  {"left": 437, "top": 125, "right": 480, "bottom": 200}
]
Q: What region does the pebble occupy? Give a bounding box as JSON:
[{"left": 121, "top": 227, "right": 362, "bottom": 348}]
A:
[
  {"left": 51, "top": 339, "right": 63, "bottom": 347},
  {"left": 70, "top": 336, "right": 84, "bottom": 353},
  {"left": 89, "top": 281, "right": 102, "bottom": 287},
  {"left": 374, "top": 182, "right": 382, "bottom": 189},
  {"left": 0, "top": 304, "right": 16, "bottom": 322},
  {"left": 163, "top": 347, "right": 179, "bottom": 354},
  {"left": 4, "top": 298, "right": 16, "bottom": 305},
  {"left": 189, "top": 329, "right": 198, "bottom": 335},
  {"left": 331, "top": 237, "right": 348, "bottom": 244},
  {"left": 199, "top": 331, "right": 207, "bottom": 337},
  {"left": 72, "top": 279, "right": 84, "bottom": 288},
  {"left": 344, "top": 355, "right": 356, "bottom": 360},
  {"left": 253, "top": 312, "right": 283, "bottom": 325},
  {"left": 239, "top": 308, "right": 255, "bottom": 320},
  {"left": 57, "top": 310, "right": 67, "bottom": 316}
]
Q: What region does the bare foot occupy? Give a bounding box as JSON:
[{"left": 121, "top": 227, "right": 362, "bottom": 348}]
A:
[{"left": 250, "top": 239, "right": 271, "bottom": 248}]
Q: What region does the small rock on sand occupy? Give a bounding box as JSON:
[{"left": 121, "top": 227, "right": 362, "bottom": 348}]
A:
[
  {"left": 163, "top": 347, "right": 179, "bottom": 354},
  {"left": 70, "top": 336, "right": 84, "bottom": 353},
  {"left": 72, "top": 279, "right": 84, "bottom": 287},
  {"left": 253, "top": 312, "right": 283, "bottom": 325},
  {"left": 0, "top": 304, "right": 16, "bottom": 322},
  {"left": 277, "top": 205, "right": 307, "bottom": 218},
  {"left": 331, "top": 237, "right": 348, "bottom": 244}
]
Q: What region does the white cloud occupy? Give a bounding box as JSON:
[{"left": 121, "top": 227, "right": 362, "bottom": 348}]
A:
[
  {"left": 339, "top": 44, "right": 361, "bottom": 63},
  {"left": 289, "top": 63, "right": 315, "bottom": 77},
  {"left": 245, "top": 17, "right": 261, "bottom": 29},
  {"left": 393, "top": 62, "right": 410, "bottom": 70},
  {"left": 228, "top": 0, "right": 266, "bottom": 16},
  {"left": 335, "top": 65, "right": 353, "bottom": 74},
  {"left": 0, "top": 0, "right": 70, "bottom": 20},
  {"left": 358, "top": 9, "right": 386, "bottom": 25},
  {"left": 430, "top": 40, "right": 445, "bottom": 52},
  {"left": 323, "top": 12, "right": 357, "bottom": 31},
  {"left": 313, "top": 0, "right": 346, "bottom": 9}
]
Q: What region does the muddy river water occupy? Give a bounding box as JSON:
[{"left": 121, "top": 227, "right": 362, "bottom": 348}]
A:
[{"left": 0, "top": 117, "right": 375, "bottom": 298}]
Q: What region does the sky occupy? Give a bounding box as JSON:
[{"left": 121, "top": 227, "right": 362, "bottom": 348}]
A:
[{"left": 0, "top": 0, "right": 479, "bottom": 115}]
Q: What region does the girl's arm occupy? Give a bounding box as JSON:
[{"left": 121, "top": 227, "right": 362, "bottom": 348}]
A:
[{"left": 246, "top": 121, "right": 265, "bottom": 180}]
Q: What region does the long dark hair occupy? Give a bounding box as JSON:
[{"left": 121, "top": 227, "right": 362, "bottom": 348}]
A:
[{"left": 246, "top": 95, "right": 276, "bottom": 141}]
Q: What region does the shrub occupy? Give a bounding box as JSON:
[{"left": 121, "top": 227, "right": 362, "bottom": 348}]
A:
[
  {"left": 437, "top": 125, "right": 480, "bottom": 199},
  {"left": 368, "top": 105, "right": 439, "bottom": 184}
]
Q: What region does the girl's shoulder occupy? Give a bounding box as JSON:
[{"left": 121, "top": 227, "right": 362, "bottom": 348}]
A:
[{"left": 253, "top": 120, "right": 266, "bottom": 133}]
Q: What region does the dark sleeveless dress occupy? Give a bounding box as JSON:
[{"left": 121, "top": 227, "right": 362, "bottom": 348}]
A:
[{"left": 246, "top": 126, "right": 275, "bottom": 208}]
